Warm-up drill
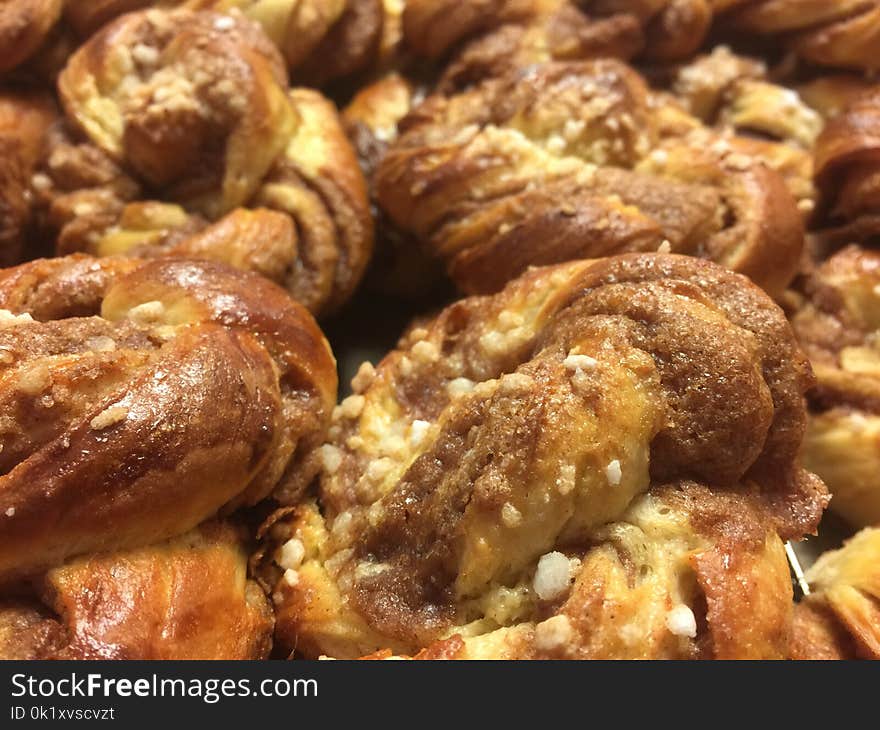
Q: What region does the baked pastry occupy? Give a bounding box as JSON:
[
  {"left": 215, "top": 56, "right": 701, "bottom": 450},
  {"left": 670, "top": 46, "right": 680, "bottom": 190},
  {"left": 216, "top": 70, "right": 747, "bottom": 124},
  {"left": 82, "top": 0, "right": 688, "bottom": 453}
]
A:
[
  {"left": 0, "top": 0, "right": 63, "bottom": 74},
  {"left": 258, "top": 253, "right": 827, "bottom": 659},
  {"left": 0, "top": 254, "right": 336, "bottom": 657},
  {"left": 376, "top": 58, "right": 804, "bottom": 297},
  {"left": 789, "top": 245, "right": 880, "bottom": 527},
  {"left": 182, "top": 0, "right": 388, "bottom": 86},
  {"left": 404, "top": 0, "right": 643, "bottom": 93},
  {"left": 812, "top": 84, "right": 880, "bottom": 249},
  {"left": 0, "top": 1, "right": 393, "bottom": 86},
  {"left": 26, "top": 8, "right": 372, "bottom": 314},
  {"left": 403, "top": 1, "right": 880, "bottom": 73},
  {"left": 402, "top": 0, "right": 647, "bottom": 65},
  {"left": 791, "top": 527, "right": 880, "bottom": 660},
  {"left": 582, "top": 1, "right": 880, "bottom": 70},
  {"left": 665, "top": 46, "right": 822, "bottom": 214},
  {"left": 343, "top": 73, "right": 449, "bottom": 300},
  {"left": 0, "top": 521, "right": 273, "bottom": 660},
  {"left": 0, "top": 89, "right": 57, "bottom": 266}
]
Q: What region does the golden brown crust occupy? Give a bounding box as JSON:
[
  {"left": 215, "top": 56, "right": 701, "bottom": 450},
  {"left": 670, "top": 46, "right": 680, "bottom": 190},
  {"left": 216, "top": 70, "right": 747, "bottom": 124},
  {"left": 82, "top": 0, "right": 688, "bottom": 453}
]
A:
[
  {"left": 260, "top": 253, "right": 826, "bottom": 659},
  {"left": 402, "top": 0, "right": 535, "bottom": 59},
  {"left": 584, "top": 1, "right": 880, "bottom": 71},
  {"left": 0, "top": 255, "right": 336, "bottom": 581},
  {"left": 791, "top": 528, "right": 880, "bottom": 660},
  {"left": 376, "top": 59, "right": 804, "bottom": 297},
  {"left": 0, "top": 89, "right": 58, "bottom": 266},
  {"left": 253, "top": 88, "right": 374, "bottom": 314},
  {"left": 34, "top": 8, "right": 373, "bottom": 315},
  {"left": 427, "top": 1, "right": 644, "bottom": 93},
  {"left": 0, "top": 521, "right": 273, "bottom": 660},
  {"left": 668, "top": 48, "right": 820, "bottom": 213},
  {"left": 590, "top": 0, "right": 712, "bottom": 62},
  {"left": 0, "top": 0, "right": 62, "bottom": 73},
  {"left": 789, "top": 245, "right": 880, "bottom": 526},
  {"left": 58, "top": 8, "right": 291, "bottom": 217},
  {"left": 724, "top": 0, "right": 880, "bottom": 72},
  {"left": 1, "top": 1, "right": 392, "bottom": 85},
  {"left": 813, "top": 86, "right": 880, "bottom": 243},
  {"left": 791, "top": 600, "right": 857, "bottom": 660},
  {"left": 187, "top": 0, "right": 387, "bottom": 85},
  {"left": 403, "top": 0, "right": 643, "bottom": 78},
  {"left": 0, "top": 600, "right": 66, "bottom": 659}
]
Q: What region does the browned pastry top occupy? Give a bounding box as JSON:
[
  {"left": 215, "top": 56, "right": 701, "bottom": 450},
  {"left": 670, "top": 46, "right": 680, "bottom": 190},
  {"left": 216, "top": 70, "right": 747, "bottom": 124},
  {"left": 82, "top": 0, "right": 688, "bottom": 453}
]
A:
[
  {"left": 813, "top": 85, "right": 880, "bottom": 245},
  {"left": 15, "top": 7, "right": 375, "bottom": 315},
  {"left": 260, "top": 253, "right": 826, "bottom": 659},
  {"left": 59, "top": 8, "right": 290, "bottom": 217},
  {"left": 0, "top": 0, "right": 392, "bottom": 84},
  {"left": 0, "top": 521, "right": 273, "bottom": 660},
  {"left": 0, "top": 254, "right": 336, "bottom": 581},
  {"left": 403, "top": 0, "right": 539, "bottom": 58},
  {"left": 790, "top": 245, "right": 880, "bottom": 413},
  {"left": 376, "top": 57, "right": 804, "bottom": 297},
  {"left": 402, "top": 0, "right": 646, "bottom": 94},
  {"left": 593, "top": 0, "right": 880, "bottom": 68}
]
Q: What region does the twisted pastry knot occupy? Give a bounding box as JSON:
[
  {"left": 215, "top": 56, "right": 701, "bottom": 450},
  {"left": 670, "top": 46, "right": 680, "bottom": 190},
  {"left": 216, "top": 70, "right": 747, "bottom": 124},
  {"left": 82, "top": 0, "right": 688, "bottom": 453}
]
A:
[
  {"left": 0, "top": 254, "right": 336, "bottom": 580},
  {"left": 666, "top": 46, "right": 824, "bottom": 213},
  {"left": 0, "top": 90, "right": 56, "bottom": 267},
  {"left": 0, "top": 521, "right": 273, "bottom": 660},
  {"left": 258, "top": 253, "right": 827, "bottom": 659},
  {"left": 791, "top": 528, "right": 880, "bottom": 660},
  {"left": 788, "top": 245, "right": 880, "bottom": 527},
  {"left": 38, "top": 8, "right": 372, "bottom": 314},
  {"left": 813, "top": 86, "right": 880, "bottom": 246},
  {"left": 580, "top": 1, "right": 880, "bottom": 70},
  {"left": 0, "top": 1, "right": 391, "bottom": 84},
  {"left": 403, "top": 0, "right": 644, "bottom": 92},
  {"left": 376, "top": 58, "right": 804, "bottom": 298},
  {"left": 0, "top": 254, "right": 337, "bottom": 658},
  {"left": 188, "top": 0, "right": 390, "bottom": 85}
]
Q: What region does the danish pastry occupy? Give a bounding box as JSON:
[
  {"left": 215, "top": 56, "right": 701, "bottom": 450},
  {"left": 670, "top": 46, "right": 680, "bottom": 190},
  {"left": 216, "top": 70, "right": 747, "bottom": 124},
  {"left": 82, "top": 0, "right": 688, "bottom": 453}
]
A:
[{"left": 813, "top": 84, "right": 880, "bottom": 248}]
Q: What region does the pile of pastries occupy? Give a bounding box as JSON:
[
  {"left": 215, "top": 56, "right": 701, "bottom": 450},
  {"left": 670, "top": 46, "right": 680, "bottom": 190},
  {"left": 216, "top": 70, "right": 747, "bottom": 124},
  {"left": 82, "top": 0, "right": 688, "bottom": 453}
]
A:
[{"left": 0, "top": 0, "right": 878, "bottom": 660}]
